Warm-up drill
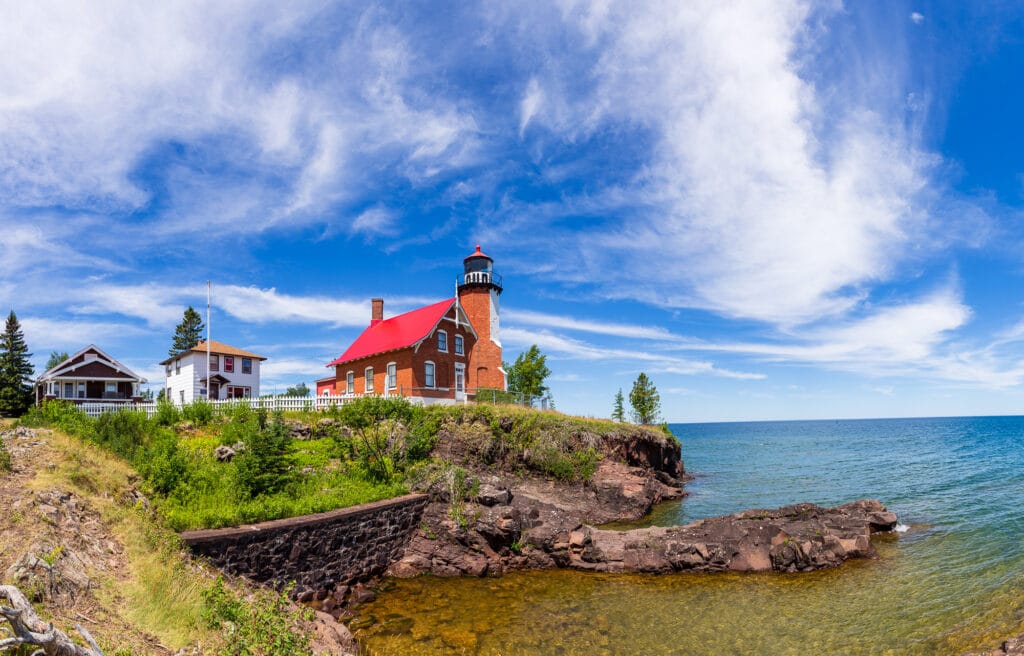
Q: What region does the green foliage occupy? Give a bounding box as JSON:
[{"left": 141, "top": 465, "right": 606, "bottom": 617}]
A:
[
  {"left": 137, "top": 431, "right": 188, "bottom": 495},
  {"left": 45, "top": 350, "right": 69, "bottom": 371},
  {"left": 337, "top": 396, "right": 431, "bottom": 482},
  {"left": 629, "top": 372, "right": 661, "bottom": 425},
  {"left": 407, "top": 459, "right": 478, "bottom": 528},
  {"left": 233, "top": 412, "right": 294, "bottom": 498},
  {"left": 504, "top": 344, "right": 551, "bottom": 406},
  {"left": 283, "top": 382, "right": 310, "bottom": 397},
  {"left": 474, "top": 387, "right": 521, "bottom": 405},
  {"left": 612, "top": 388, "right": 625, "bottom": 422},
  {"left": 202, "top": 577, "right": 312, "bottom": 656},
  {"left": 153, "top": 396, "right": 181, "bottom": 426},
  {"left": 0, "top": 438, "right": 11, "bottom": 472},
  {"left": 169, "top": 306, "right": 205, "bottom": 357},
  {"left": 0, "top": 310, "right": 34, "bottom": 417},
  {"left": 181, "top": 399, "right": 214, "bottom": 426},
  {"left": 94, "top": 408, "right": 150, "bottom": 461}
]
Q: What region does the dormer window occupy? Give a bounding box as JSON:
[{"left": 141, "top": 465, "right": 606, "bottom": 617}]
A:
[{"left": 437, "top": 330, "right": 448, "bottom": 352}]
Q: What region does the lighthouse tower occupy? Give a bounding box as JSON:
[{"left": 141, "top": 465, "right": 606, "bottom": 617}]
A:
[{"left": 458, "top": 245, "right": 505, "bottom": 392}]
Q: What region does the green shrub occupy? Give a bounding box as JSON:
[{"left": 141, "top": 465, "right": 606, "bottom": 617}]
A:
[
  {"left": 0, "top": 439, "right": 11, "bottom": 472},
  {"left": 153, "top": 396, "right": 180, "bottom": 426},
  {"left": 335, "top": 392, "right": 432, "bottom": 480},
  {"left": 94, "top": 408, "right": 151, "bottom": 461},
  {"left": 202, "top": 577, "right": 312, "bottom": 656},
  {"left": 233, "top": 412, "right": 293, "bottom": 498},
  {"left": 138, "top": 430, "right": 188, "bottom": 495},
  {"left": 181, "top": 399, "right": 214, "bottom": 426}
]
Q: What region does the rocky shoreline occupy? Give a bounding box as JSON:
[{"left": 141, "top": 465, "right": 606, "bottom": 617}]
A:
[{"left": 388, "top": 421, "right": 898, "bottom": 578}]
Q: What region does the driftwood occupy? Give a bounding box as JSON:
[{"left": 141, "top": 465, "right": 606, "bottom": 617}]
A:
[{"left": 0, "top": 585, "right": 103, "bottom": 655}]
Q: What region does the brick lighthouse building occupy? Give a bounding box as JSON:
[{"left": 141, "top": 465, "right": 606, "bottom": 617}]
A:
[
  {"left": 318, "top": 245, "right": 505, "bottom": 403},
  {"left": 458, "top": 245, "right": 505, "bottom": 393}
]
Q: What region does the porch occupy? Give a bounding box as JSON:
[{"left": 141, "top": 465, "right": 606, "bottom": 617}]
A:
[{"left": 39, "top": 378, "right": 141, "bottom": 404}]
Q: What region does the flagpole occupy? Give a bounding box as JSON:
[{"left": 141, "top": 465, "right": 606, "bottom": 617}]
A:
[{"left": 206, "top": 281, "right": 211, "bottom": 400}]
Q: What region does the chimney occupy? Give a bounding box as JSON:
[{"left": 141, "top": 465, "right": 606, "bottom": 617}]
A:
[{"left": 371, "top": 298, "right": 384, "bottom": 324}]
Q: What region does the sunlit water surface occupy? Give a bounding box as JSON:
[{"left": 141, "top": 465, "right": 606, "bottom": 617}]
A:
[{"left": 356, "top": 417, "right": 1024, "bottom": 655}]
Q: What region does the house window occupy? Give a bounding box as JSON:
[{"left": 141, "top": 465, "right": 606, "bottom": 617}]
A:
[
  {"left": 175, "top": 358, "right": 180, "bottom": 374},
  {"left": 387, "top": 362, "right": 397, "bottom": 390},
  {"left": 106, "top": 382, "right": 117, "bottom": 395},
  {"left": 179, "top": 390, "right": 185, "bottom": 404},
  {"left": 64, "top": 382, "right": 73, "bottom": 398},
  {"left": 425, "top": 361, "right": 435, "bottom": 388},
  {"left": 78, "top": 382, "right": 85, "bottom": 399},
  {"left": 346, "top": 371, "right": 354, "bottom": 394},
  {"left": 365, "top": 367, "right": 374, "bottom": 393},
  {"left": 165, "top": 364, "right": 171, "bottom": 376},
  {"left": 437, "top": 330, "right": 448, "bottom": 352},
  {"left": 322, "top": 388, "right": 331, "bottom": 397},
  {"left": 242, "top": 358, "right": 252, "bottom": 374},
  {"left": 454, "top": 335, "right": 464, "bottom": 355},
  {"left": 226, "top": 385, "right": 251, "bottom": 399},
  {"left": 224, "top": 356, "right": 234, "bottom": 373},
  {"left": 210, "top": 355, "right": 219, "bottom": 372}
]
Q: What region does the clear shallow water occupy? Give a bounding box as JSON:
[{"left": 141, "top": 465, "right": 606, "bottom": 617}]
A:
[{"left": 357, "top": 416, "right": 1024, "bottom": 655}]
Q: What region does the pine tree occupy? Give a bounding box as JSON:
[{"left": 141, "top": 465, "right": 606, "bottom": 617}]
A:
[
  {"left": 0, "top": 311, "right": 34, "bottom": 417},
  {"left": 169, "top": 306, "right": 205, "bottom": 356},
  {"left": 612, "top": 389, "right": 625, "bottom": 422},
  {"left": 629, "top": 373, "right": 661, "bottom": 425},
  {"left": 45, "top": 351, "right": 69, "bottom": 371}
]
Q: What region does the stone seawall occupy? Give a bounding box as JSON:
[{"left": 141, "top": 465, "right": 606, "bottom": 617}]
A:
[{"left": 180, "top": 494, "right": 428, "bottom": 598}]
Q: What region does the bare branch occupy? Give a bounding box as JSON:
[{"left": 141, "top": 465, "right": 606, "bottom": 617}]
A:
[{"left": 0, "top": 585, "right": 104, "bottom": 656}]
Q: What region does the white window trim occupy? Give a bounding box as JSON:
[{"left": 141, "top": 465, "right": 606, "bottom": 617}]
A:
[
  {"left": 424, "top": 360, "right": 436, "bottom": 389},
  {"left": 386, "top": 362, "right": 397, "bottom": 390},
  {"left": 437, "top": 330, "right": 448, "bottom": 352},
  {"left": 365, "top": 367, "right": 374, "bottom": 393},
  {"left": 454, "top": 335, "right": 464, "bottom": 355},
  {"left": 346, "top": 371, "right": 354, "bottom": 394}
]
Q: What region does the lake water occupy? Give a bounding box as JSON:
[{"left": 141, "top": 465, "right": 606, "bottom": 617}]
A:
[{"left": 355, "top": 416, "right": 1024, "bottom": 654}]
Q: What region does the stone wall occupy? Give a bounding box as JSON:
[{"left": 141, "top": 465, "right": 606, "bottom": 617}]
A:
[{"left": 180, "top": 494, "right": 428, "bottom": 597}]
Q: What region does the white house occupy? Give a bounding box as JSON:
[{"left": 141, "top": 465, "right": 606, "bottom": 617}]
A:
[
  {"left": 160, "top": 340, "right": 266, "bottom": 405},
  {"left": 35, "top": 345, "right": 146, "bottom": 405}
]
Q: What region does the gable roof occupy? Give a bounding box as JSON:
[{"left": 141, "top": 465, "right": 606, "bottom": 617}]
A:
[
  {"left": 328, "top": 298, "right": 459, "bottom": 367},
  {"left": 38, "top": 345, "right": 147, "bottom": 383},
  {"left": 160, "top": 340, "right": 267, "bottom": 365}
]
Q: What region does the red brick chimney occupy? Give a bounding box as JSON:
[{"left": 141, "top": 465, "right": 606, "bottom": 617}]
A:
[{"left": 371, "top": 298, "right": 384, "bottom": 324}]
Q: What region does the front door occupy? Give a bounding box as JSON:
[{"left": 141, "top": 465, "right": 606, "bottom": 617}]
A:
[{"left": 455, "top": 365, "right": 466, "bottom": 402}]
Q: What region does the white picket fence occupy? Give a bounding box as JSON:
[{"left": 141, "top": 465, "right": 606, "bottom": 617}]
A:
[{"left": 77, "top": 395, "right": 361, "bottom": 418}]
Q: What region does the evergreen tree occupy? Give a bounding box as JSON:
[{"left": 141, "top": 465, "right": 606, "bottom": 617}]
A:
[
  {"left": 0, "top": 311, "right": 34, "bottom": 417},
  {"left": 504, "top": 344, "right": 551, "bottom": 406},
  {"left": 283, "top": 382, "right": 310, "bottom": 397},
  {"left": 612, "top": 388, "right": 625, "bottom": 422},
  {"left": 169, "top": 306, "right": 205, "bottom": 356},
  {"left": 629, "top": 373, "right": 661, "bottom": 425},
  {"left": 45, "top": 351, "right": 69, "bottom": 371}
]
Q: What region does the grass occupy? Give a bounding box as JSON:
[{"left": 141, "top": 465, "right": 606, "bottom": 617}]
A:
[{"left": 29, "top": 429, "right": 219, "bottom": 651}]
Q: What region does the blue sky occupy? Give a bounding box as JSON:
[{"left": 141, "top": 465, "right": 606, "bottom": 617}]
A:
[{"left": 5, "top": 1, "right": 1024, "bottom": 422}]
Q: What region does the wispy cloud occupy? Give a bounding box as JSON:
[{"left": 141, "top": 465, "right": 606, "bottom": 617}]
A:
[
  {"left": 502, "top": 326, "right": 764, "bottom": 380},
  {"left": 504, "top": 309, "right": 683, "bottom": 341}
]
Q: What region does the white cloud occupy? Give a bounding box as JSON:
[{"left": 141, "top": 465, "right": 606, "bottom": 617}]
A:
[
  {"left": 503, "top": 326, "right": 763, "bottom": 380},
  {"left": 504, "top": 308, "right": 683, "bottom": 341},
  {"left": 483, "top": 2, "right": 937, "bottom": 328},
  {"left": 519, "top": 77, "right": 544, "bottom": 136},
  {"left": 910, "top": 12, "right": 925, "bottom": 24},
  {"left": 351, "top": 205, "right": 399, "bottom": 238},
  {"left": 20, "top": 316, "right": 150, "bottom": 351}
]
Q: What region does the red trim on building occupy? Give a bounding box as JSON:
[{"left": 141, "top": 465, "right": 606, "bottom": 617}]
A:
[{"left": 327, "top": 298, "right": 455, "bottom": 367}]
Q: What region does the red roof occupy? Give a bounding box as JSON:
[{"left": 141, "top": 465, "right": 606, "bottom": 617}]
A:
[
  {"left": 328, "top": 298, "right": 456, "bottom": 367},
  {"left": 465, "top": 244, "right": 491, "bottom": 260}
]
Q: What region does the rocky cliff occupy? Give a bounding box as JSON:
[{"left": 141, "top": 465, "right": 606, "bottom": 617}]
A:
[{"left": 391, "top": 413, "right": 897, "bottom": 578}]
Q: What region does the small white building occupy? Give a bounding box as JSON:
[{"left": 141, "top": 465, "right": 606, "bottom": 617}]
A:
[{"left": 160, "top": 340, "right": 266, "bottom": 405}]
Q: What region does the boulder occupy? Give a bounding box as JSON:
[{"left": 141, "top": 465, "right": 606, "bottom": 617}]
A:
[{"left": 213, "top": 445, "right": 235, "bottom": 462}]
